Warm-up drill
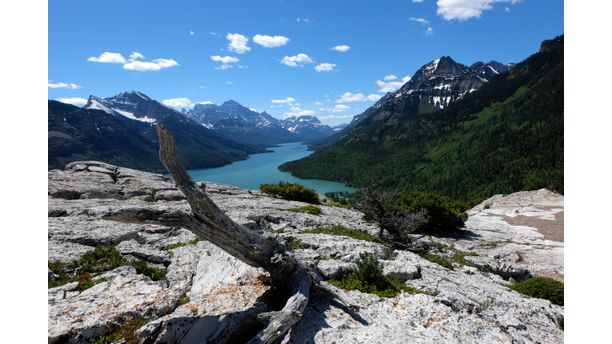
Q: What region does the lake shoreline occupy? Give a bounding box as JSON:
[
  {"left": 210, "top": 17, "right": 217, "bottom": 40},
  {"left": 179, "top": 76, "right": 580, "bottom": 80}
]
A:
[{"left": 187, "top": 142, "right": 357, "bottom": 195}]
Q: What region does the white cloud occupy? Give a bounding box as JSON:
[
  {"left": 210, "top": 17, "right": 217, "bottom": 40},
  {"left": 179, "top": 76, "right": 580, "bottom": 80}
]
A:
[
  {"left": 253, "top": 34, "right": 290, "bottom": 48},
  {"left": 367, "top": 94, "right": 382, "bottom": 101},
  {"left": 189, "top": 31, "right": 196, "bottom": 36},
  {"left": 211, "top": 55, "right": 239, "bottom": 64},
  {"left": 227, "top": 33, "right": 251, "bottom": 54},
  {"left": 409, "top": 17, "right": 430, "bottom": 25},
  {"left": 88, "top": 51, "right": 178, "bottom": 72},
  {"left": 56, "top": 97, "right": 87, "bottom": 106},
  {"left": 162, "top": 98, "right": 193, "bottom": 109},
  {"left": 384, "top": 74, "right": 397, "bottom": 81},
  {"left": 48, "top": 81, "right": 80, "bottom": 89},
  {"left": 426, "top": 27, "right": 434, "bottom": 36},
  {"left": 123, "top": 58, "right": 179, "bottom": 72},
  {"left": 437, "top": 0, "right": 519, "bottom": 21},
  {"left": 318, "top": 114, "right": 354, "bottom": 120},
  {"left": 505, "top": 6, "right": 511, "bottom": 12},
  {"left": 210, "top": 55, "right": 239, "bottom": 70},
  {"left": 332, "top": 45, "right": 350, "bottom": 53},
  {"left": 337, "top": 92, "right": 381, "bottom": 103},
  {"left": 271, "top": 97, "right": 296, "bottom": 104},
  {"left": 281, "top": 53, "right": 314, "bottom": 67},
  {"left": 284, "top": 106, "right": 315, "bottom": 117},
  {"left": 129, "top": 51, "right": 144, "bottom": 60},
  {"left": 314, "top": 63, "right": 336, "bottom": 72},
  {"left": 162, "top": 98, "right": 212, "bottom": 109},
  {"left": 296, "top": 17, "right": 312, "bottom": 24},
  {"left": 376, "top": 75, "right": 411, "bottom": 93},
  {"left": 226, "top": 81, "right": 233, "bottom": 85},
  {"left": 87, "top": 52, "right": 126, "bottom": 64},
  {"left": 332, "top": 104, "right": 351, "bottom": 112},
  {"left": 412, "top": 0, "right": 424, "bottom": 2}
]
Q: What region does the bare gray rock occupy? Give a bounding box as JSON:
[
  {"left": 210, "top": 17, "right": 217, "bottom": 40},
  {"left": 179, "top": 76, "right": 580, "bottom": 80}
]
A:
[{"left": 48, "top": 162, "right": 564, "bottom": 343}]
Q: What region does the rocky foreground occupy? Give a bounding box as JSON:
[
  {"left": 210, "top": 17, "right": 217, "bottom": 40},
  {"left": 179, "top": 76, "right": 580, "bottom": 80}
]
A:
[{"left": 48, "top": 161, "right": 564, "bottom": 343}]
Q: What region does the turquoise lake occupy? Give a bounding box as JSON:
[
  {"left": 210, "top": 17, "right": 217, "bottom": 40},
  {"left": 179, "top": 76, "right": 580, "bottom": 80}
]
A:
[{"left": 187, "top": 142, "right": 357, "bottom": 195}]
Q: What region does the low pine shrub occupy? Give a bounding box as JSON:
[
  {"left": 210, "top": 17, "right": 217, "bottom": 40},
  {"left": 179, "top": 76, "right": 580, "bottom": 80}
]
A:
[
  {"left": 510, "top": 276, "right": 564, "bottom": 306},
  {"left": 260, "top": 182, "right": 319, "bottom": 204}
]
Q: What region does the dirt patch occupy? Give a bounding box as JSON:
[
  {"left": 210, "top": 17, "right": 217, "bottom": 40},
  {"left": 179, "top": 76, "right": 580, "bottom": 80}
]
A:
[{"left": 503, "top": 211, "right": 564, "bottom": 242}]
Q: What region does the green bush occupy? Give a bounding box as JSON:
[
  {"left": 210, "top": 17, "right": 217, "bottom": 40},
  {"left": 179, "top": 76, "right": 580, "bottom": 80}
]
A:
[
  {"left": 302, "top": 226, "right": 384, "bottom": 243},
  {"left": 88, "top": 319, "right": 148, "bottom": 344},
  {"left": 453, "top": 251, "right": 478, "bottom": 266},
  {"left": 329, "top": 252, "right": 431, "bottom": 297},
  {"left": 49, "top": 245, "right": 167, "bottom": 288},
  {"left": 557, "top": 315, "right": 564, "bottom": 331},
  {"left": 390, "top": 192, "right": 468, "bottom": 236},
  {"left": 260, "top": 182, "right": 319, "bottom": 204},
  {"left": 129, "top": 261, "right": 166, "bottom": 281},
  {"left": 422, "top": 253, "right": 454, "bottom": 269},
  {"left": 510, "top": 276, "right": 564, "bottom": 306},
  {"left": 284, "top": 237, "right": 303, "bottom": 250},
  {"left": 287, "top": 204, "right": 322, "bottom": 215},
  {"left": 77, "top": 245, "right": 125, "bottom": 273}
]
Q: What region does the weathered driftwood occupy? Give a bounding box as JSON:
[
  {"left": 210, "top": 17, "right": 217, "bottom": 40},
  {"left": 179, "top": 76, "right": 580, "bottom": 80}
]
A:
[{"left": 104, "top": 124, "right": 356, "bottom": 343}]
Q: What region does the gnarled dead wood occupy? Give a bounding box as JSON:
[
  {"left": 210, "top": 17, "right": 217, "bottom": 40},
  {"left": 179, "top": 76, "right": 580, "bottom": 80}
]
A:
[{"left": 105, "top": 124, "right": 358, "bottom": 343}]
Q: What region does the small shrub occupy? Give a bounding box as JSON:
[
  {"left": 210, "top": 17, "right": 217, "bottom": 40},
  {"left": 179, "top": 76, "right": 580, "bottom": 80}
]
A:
[
  {"left": 77, "top": 245, "right": 125, "bottom": 273},
  {"left": 557, "top": 315, "right": 564, "bottom": 331},
  {"left": 302, "top": 226, "right": 384, "bottom": 243},
  {"left": 453, "top": 251, "right": 478, "bottom": 266},
  {"left": 390, "top": 192, "right": 468, "bottom": 236},
  {"left": 510, "top": 277, "right": 564, "bottom": 306},
  {"left": 285, "top": 237, "right": 303, "bottom": 250},
  {"left": 130, "top": 261, "right": 166, "bottom": 281},
  {"left": 88, "top": 319, "right": 148, "bottom": 344},
  {"left": 75, "top": 273, "right": 106, "bottom": 292},
  {"left": 166, "top": 238, "right": 202, "bottom": 250},
  {"left": 260, "top": 182, "right": 319, "bottom": 204},
  {"left": 286, "top": 204, "right": 322, "bottom": 215},
  {"left": 180, "top": 294, "right": 190, "bottom": 305},
  {"left": 49, "top": 245, "right": 167, "bottom": 289},
  {"left": 422, "top": 253, "right": 453, "bottom": 269},
  {"left": 329, "top": 252, "right": 431, "bottom": 297}
]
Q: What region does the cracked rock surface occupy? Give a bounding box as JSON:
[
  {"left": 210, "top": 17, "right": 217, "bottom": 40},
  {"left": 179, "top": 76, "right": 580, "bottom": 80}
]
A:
[{"left": 48, "top": 161, "right": 564, "bottom": 343}]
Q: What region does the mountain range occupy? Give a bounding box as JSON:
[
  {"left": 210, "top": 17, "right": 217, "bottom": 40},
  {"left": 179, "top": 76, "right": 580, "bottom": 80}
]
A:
[
  {"left": 48, "top": 91, "right": 339, "bottom": 172},
  {"left": 281, "top": 36, "right": 564, "bottom": 201}
]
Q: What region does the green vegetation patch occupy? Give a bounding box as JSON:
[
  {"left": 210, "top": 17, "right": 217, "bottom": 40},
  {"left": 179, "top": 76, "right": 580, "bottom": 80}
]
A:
[
  {"left": 88, "top": 319, "right": 149, "bottom": 344},
  {"left": 422, "top": 253, "right": 454, "bottom": 270},
  {"left": 557, "top": 315, "right": 564, "bottom": 331},
  {"left": 302, "top": 226, "right": 384, "bottom": 244},
  {"left": 75, "top": 273, "right": 107, "bottom": 292},
  {"left": 286, "top": 204, "right": 322, "bottom": 215},
  {"left": 49, "top": 245, "right": 167, "bottom": 289},
  {"left": 285, "top": 237, "right": 303, "bottom": 250},
  {"left": 260, "top": 182, "right": 320, "bottom": 204},
  {"left": 129, "top": 260, "right": 166, "bottom": 281},
  {"left": 510, "top": 276, "right": 564, "bottom": 306},
  {"left": 453, "top": 251, "right": 478, "bottom": 266},
  {"left": 166, "top": 238, "right": 203, "bottom": 250},
  {"left": 329, "top": 253, "right": 432, "bottom": 297},
  {"left": 389, "top": 192, "right": 469, "bottom": 236}
]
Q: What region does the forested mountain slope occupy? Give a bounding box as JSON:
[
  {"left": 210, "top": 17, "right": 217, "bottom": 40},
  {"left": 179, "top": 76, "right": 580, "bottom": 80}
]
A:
[{"left": 281, "top": 36, "right": 563, "bottom": 201}]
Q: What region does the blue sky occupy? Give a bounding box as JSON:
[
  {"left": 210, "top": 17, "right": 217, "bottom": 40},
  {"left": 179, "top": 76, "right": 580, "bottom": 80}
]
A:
[{"left": 49, "top": 0, "right": 563, "bottom": 125}]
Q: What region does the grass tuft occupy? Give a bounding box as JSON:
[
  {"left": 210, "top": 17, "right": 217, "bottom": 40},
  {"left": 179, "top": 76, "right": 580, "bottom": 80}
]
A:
[
  {"left": 421, "top": 253, "right": 454, "bottom": 269},
  {"left": 301, "top": 226, "right": 384, "bottom": 244},
  {"left": 286, "top": 204, "right": 322, "bottom": 215},
  {"left": 510, "top": 276, "right": 564, "bottom": 306}
]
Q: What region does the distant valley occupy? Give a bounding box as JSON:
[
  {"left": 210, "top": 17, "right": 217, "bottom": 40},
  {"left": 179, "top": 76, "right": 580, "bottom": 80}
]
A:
[{"left": 49, "top": 91, "right": 338, "bottom": 172}]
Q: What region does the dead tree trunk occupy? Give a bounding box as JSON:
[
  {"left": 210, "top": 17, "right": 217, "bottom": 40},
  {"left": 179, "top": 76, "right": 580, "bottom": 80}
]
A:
[{"left": 105, "top": 124, "right": 355, "bottom": 344}]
